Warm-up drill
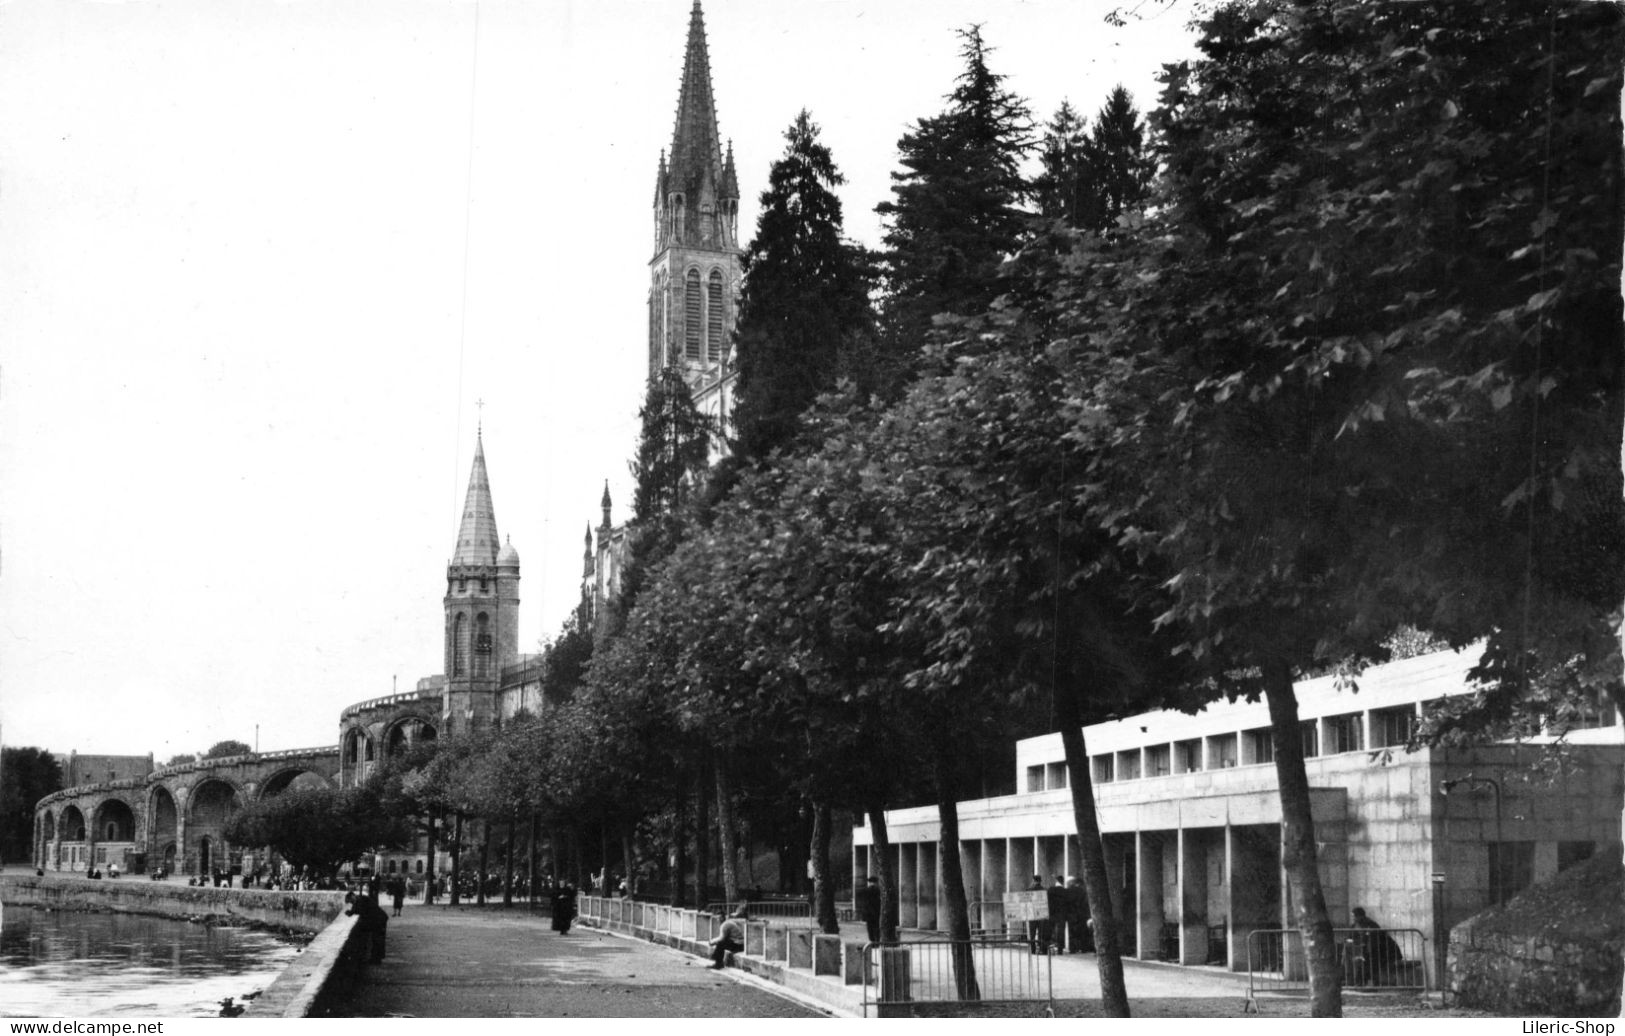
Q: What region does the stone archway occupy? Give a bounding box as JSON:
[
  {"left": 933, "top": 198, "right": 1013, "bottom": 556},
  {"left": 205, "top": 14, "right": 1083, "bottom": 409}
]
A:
[
  {"left": 57, "top": 805, "right": 87, "bottom": 871},
  {"left": 258, "top": 768, "right": 329, "bottom": 800},
  {"left": 94, "top": 798, "right": 136, "bottom": 842},
  {"left": 384, "top": 716, "right": 437, "bottom": 760},
  {"left": 91, "top": 798, "right": 137, "bottom": 873},
  {"left": 186, "top": 778, "right": 241, "bottom": 877},
  {"left": 149, "top": 786, "right": 179, "bottom": 876}
]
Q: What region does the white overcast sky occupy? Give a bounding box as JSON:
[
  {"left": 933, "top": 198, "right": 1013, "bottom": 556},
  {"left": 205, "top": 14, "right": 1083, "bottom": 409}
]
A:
[{"left": 0, "top": 0, "right": 1198, "bottom": 760}]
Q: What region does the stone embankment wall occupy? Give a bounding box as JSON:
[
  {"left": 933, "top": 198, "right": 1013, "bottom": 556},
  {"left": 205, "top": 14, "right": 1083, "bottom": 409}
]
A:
[
  {"left": 0, "top": 874, "right": 346, "bottom": 934},
  {"left": 1, "top": 874, "right": 363, "bottom": 1017},
  {"left": 1447, "top": 853, "right": 1622, "bottom": 1017}
]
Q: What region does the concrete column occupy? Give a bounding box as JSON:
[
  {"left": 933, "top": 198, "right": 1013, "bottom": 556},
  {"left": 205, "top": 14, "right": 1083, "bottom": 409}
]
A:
[
  {"left": 1136, "top": 832, "right": 1161, "bottom": 959},
  {"left": 917, "top": 842, "right": 937, "bottom": 932},
  {"left": 899, "top": 844, "right": 918, "bottom": 929},
  {"left": 1178, "top": 826, "right": 1208, "bottom": 964}
]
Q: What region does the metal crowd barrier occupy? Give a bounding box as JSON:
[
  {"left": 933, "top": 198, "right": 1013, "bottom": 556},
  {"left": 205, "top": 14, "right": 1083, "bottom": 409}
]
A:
[
  {"left": 703, "top": 899, "right": 812, "bottom": 920},
  {"left": 1247, "top": 927, "right": 1429, "bottom": 1000},
  {"left": 861, "top": 937, "right": 1053, "bottom": 1018}
]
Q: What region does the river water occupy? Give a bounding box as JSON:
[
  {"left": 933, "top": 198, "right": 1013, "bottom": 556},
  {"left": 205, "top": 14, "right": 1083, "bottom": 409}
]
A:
[{"left": 0, "top": 903, "right": 304, "bottom": 1017}]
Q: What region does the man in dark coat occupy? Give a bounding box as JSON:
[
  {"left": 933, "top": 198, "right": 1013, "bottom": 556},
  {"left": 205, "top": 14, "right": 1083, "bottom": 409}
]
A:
[
  {"left": 347, "top": 894, "right": 389, "bottom": 963},
  {"left": 854, "top": 876, "right": 881, "bottom": 944}
]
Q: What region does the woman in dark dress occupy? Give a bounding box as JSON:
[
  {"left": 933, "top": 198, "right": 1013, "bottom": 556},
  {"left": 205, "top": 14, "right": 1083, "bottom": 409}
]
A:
[{"left": 551, "top": 884, "right": 577, "bottom": 934}]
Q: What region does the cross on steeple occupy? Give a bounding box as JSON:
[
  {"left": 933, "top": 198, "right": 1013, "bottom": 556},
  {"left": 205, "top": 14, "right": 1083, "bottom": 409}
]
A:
[{"left": 475, "top": 398, "right": 485, "bottom": 434}]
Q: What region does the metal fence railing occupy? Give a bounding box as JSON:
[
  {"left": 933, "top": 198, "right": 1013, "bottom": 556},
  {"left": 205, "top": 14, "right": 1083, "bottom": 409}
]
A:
[
  {"left": 861, "top": 937, "right": 1053, "bottom": 1018},
  {"left": 703, "top": 899, "right": 812, "bottom": 920},
  {"left": 1247, "top": 927, "right": 1429, "bottom": 1000}
]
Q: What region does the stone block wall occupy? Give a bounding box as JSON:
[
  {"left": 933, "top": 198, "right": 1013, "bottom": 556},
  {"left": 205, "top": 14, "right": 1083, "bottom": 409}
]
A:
[{"left": 1447, "top": 853, "right": 1622, "bottom": 1017}]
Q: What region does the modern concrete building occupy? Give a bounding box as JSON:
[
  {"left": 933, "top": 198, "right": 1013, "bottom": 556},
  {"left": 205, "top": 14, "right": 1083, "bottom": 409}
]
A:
[{"left": 853, "top": 648, "right": 1623, "bottom": 985}]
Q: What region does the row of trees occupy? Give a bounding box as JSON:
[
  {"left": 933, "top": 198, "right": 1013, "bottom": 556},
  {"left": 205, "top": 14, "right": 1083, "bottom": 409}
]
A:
[
  {"left": 585, "top": 2, "right": 1619, "bottom": 1017},
  {"left": 224, "top": 1, "right": 1620, "bottom": 1018}
]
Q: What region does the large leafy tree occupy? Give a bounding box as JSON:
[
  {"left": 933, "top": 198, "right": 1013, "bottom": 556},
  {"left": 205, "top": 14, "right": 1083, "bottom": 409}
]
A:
[
  {"left": 1, "top": 747, "right": 63, "bottom": 864},
  {"left": 224, "top": 784, "right": 410, "bottom": 878},
  {"left": 204, "top": 740, "right": 253, "bottom": 759},
  {"left": 876, "top": 25, "right": 1032, "bottom": 391},
  {"left": 732, "top": 111, "right": 876, "bottom": 464},
  {"left": 1052, "top": 0, "right": 1625, "bottom": 1016}
]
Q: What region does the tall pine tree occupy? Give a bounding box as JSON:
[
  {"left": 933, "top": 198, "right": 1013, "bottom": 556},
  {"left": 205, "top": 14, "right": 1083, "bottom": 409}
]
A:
[
  {"left": 1032, "top": 100, "right": 1089, "bottom": 226},
  {"left": 876, "top": 26, "right": 1032, "bottom": 391},
  {"left": 1084, "top": 86, "right": 1152, "bottom": 232},
  {"left": 732, "top": 111, "right": 876, "bottom": 465},
  {"left": 1033, "top": 87, "right": 1152, "bottom": 232},
  {"left": 615, "top": 365, "right": 714, "bottom": 625}
]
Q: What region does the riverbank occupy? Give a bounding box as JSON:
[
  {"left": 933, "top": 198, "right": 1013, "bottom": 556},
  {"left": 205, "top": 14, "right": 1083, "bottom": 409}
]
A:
[{"left": 0, "top": 872, "right": 345, "bottom": 935}]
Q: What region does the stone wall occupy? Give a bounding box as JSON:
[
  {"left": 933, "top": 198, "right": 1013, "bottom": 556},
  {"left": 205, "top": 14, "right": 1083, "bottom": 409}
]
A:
[
  {"left": 0, "top": 874, "right": 346, "bottom": 935},
  {"left": 1448, "top": 852, "right": 1622, "bottom": 1017}
]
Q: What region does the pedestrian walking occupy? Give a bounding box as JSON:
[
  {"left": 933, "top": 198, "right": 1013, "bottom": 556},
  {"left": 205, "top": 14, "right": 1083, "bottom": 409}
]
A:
[{"left": 551, "top": 883, "right": 577, "bottom": 935}]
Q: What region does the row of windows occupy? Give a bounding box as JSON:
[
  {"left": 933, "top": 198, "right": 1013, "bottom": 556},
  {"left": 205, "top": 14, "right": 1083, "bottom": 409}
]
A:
[
  {"left": 1063, "top": 698, "right": 1614, "bottom": 789},
  {"left": 1028, "top": 702, "right": 1453, "bottom": 791},
  {"left": 384, "top": 858, "right": 427, "bottom": 875},
  {"left": 650, "top": 268, "right": 729, "bottom": 368},
  {"left": 449, "top": 612, "right": 493, "bottom": 678}
]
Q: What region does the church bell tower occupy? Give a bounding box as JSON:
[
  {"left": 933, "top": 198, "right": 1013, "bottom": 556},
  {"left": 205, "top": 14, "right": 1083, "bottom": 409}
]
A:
[
  {"left": 649, "top": 0, "right": 742, "bottom": 430},
  {"left": 443, "top": 431, "right": 520, "bottom": 734}
]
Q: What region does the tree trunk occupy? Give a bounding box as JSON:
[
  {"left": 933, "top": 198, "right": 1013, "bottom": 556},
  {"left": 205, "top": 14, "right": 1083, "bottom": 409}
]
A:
[
  {"left": 450, "top": 812, "right": 463, "bottom": 907},
  {"left": 528, "top": 814, "right": 539, "bottom": 906},
  {"left": 934, "top": 754, "right": 980, "bottom": 1001},
  {"left": 477, "top": 821, "right": 490, "bottom": 906},
  {"left": 503, "top": 816, "right": 515, "bottom": 907},
  {"left": 600, "top": 823, "right": 610, "bottom": 895},
  {"left": 810, "top": 798, "right": 838, "bottom": 934},
  {"left": 673, "top": 779, "right": 689, "bottom": 908},
  {"left": 694, "top": 767, "right": 711, "bottom": 908},
  {"left": 867, "top": 803, "right": 900, "bottom": 944},
  {"left": 1056, "top": 684, "right": 1132, "bottom": 1017},
  {"left": 621, "top": 823, "right": 636, "bottom": 896},
  {"left": 715, "top": 762, "right": 740, "bottom": 906},
  {"left": 1264, "top": 656, "right": 1342, "bottom": 1017},
  {"left": 424, "top": 813, "right": 438, "bottom": 904}
]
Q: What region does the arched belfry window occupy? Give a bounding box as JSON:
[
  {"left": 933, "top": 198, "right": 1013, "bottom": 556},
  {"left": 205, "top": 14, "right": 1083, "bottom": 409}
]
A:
[
  {"left": 685, "top": 269, "right": 702, "bottom": 361},
  {"left": 707, "top": 270, "right": 724, "bottom": 363},
  {"left": 452, "top": 613, "right": 467, "bottom": 677},
  {"left": 474, "top": 612, "right": 492, "bottom": 677}
]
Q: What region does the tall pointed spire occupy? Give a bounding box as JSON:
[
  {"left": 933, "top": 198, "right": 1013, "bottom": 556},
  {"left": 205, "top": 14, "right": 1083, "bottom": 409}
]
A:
[
  {"left": 668, "top": 0, "right": 726, "bottom": 201},
  {"left": 452, "top": 432, "right": 500, "bottom": 565}
]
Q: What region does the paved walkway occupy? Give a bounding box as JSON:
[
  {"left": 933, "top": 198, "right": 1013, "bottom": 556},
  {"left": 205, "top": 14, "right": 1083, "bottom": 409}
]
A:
[{"left": 322, "top": 903, "right": 827, "bottom": 1018}]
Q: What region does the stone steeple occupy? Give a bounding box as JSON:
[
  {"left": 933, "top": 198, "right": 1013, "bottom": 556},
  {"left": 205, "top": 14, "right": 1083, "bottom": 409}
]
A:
[
  {"left": 665, "top": 0, "right": 731, "bottom": 220},
  {"left": 443, "top": 432, "right": 519, "bottom": 735},
  {"left": 648, "top": 0, "right": 742, "bottom": 435},
  {"left": 452, "top": 431, "right": 500, "bottom": 566}
]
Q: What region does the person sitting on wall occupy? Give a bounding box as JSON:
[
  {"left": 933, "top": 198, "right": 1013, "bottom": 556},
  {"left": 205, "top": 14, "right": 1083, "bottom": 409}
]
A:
[
  {"left": 1351, "top": 907, "right": 1404, "bottom": 984},
  {"left": 709, "top": 908, "right": 747, "bottom": 970}
]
